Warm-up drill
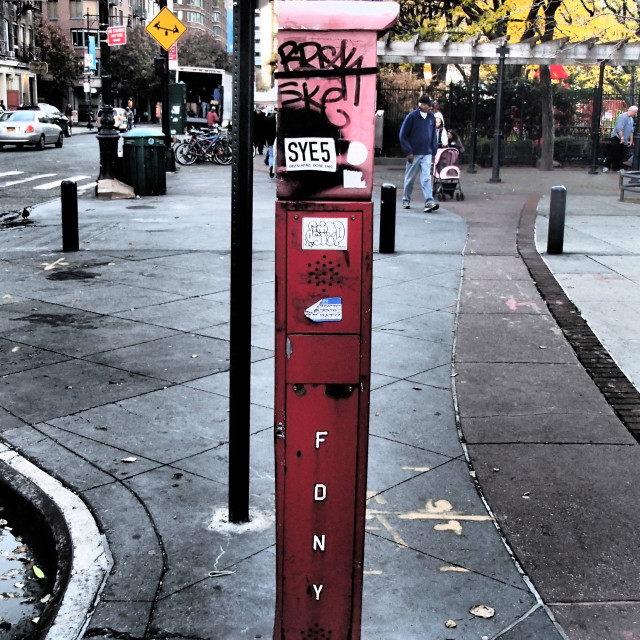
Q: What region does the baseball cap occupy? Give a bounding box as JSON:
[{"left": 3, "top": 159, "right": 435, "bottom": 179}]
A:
[{"left": 418, "top": 95, "right": 433, "bottom": 106}]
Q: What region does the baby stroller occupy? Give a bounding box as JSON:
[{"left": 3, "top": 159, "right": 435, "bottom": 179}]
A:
[{"left": 432, "top": 147, "right": 464, "bottom": 201}]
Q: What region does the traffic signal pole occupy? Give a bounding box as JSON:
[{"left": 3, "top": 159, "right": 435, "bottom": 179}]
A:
[{"left": 96, "top": 0, "right": 119, "bottom": 189}]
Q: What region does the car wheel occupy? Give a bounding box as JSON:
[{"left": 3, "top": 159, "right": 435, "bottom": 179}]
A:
[
  {"left": 55, "top": 133, "right": 64, "bottom": 148},
  {"left": 35, "top": 135, "right": 45, "bottom": 151}
]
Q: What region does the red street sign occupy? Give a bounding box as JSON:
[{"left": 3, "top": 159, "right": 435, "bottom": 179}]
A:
[{"left": 107, "top": 26, "right": 126, "bottom": 46}]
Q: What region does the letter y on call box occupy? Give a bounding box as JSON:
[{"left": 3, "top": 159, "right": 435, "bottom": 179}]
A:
[{"left": 275, "top": 1, "right": 399, "bottom": 201}]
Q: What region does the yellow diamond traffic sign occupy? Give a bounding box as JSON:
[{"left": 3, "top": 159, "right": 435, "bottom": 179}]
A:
[{"left": 146, "top": 7, "right": 187, "bottom": 51}]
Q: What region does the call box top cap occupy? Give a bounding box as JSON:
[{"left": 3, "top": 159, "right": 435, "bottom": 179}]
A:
[{"left": 279, "top": 1, "right": 399, "bottom": 32}]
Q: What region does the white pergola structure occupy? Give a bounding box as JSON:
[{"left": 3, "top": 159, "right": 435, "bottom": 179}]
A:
[
  {"left": 377, "top": 35, "right": 640, "bottom": 66},
  {"left": 377, "top": 36, "right": 640, "bottom": 176}
]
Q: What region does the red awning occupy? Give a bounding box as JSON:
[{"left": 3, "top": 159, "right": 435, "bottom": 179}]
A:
[{"left": 533, "top": 65, "right": 569, "bottom": 81}]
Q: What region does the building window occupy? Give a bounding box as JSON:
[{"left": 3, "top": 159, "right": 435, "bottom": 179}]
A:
[
  {"left": 212, "top": 10, "right": 220, "bottom": 21},
  {"left": 186, "top": 10, "right": 203, "bottom": 23},
  {"left": 47, "top": 0, "right": 58, "bottom": 19},
  {"left": 189, "top": 0, "right": 204, "bottom": 8},
  {"left": 70, "top": 0, "right": 83, "bottom": 18},
  {"left": 71, "top": 29, "right": 98, "bottom": 47}
]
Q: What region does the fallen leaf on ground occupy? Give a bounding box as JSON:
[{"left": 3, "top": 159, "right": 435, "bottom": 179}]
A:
[{"left": 469, "top": 604, "right": 495, "bottom": 619}]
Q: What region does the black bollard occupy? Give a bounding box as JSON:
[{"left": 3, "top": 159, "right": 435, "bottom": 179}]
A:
[
  {"left": 379, "top": 183, "right": 396, "bottom": 254},
  {"left": 61, "top": 180, "right": 79, "bottom": 252},
  {"left": 547, "top": 185, "right": 566, "bottom": 255}
]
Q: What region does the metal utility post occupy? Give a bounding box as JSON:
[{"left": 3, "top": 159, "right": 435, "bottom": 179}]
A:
[
  {"left": 490, "top": 45, "right": 508, "bottom": 183},
  {"left": 631, "top": 67, "right": 640, "bottom": 171},
  {"left": 157, "top": 0, "right": 172, "bottom": 165},
  {"left": 96, "top": 0, "right": 119, "bottom": 185},
  {"left": 467, "top": 61, "right": 479, "bottom": 173},
  {"left": 228, "top": 0, "right": 255, "bottom": 524},
  {"left": 589, "top": 61, "right": 605, "bottom": 175}
]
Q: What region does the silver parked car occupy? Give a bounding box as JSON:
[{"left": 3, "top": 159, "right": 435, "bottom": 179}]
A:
[{"left": 0, "top": 110, "right": 64, "bottom": 150}]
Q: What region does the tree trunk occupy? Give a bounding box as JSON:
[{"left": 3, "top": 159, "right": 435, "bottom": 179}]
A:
[{"left": 539, "top": 65, "right": 554, "bottom": 170}]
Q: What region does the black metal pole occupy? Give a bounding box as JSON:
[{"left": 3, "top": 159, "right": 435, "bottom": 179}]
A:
[
  {"left": 490, "top": 46, "right": 507, "bottom": 183},
  {"left": 633, "top": 67, "right": 640, "bottom": 171},
  {"left": 589, "top": 61, "right": 605, "bottom": 175},
  {"left": 468, "top": 61, "right": 479, "bottom": 173},
  {"left": 379, "top": 183, "right": 396, "bottom": 254},
  {"left": 228, "top": 0, "right": 255, "bottom": 524},
  {"left": 61, "top": 180, "right": 79, "bottom": 252},
  {"left": 96, "top": 0, "right": 119, "bottom": 186},
  {"left": 547, "top": 185, "right": 566, "bottom": 255}
]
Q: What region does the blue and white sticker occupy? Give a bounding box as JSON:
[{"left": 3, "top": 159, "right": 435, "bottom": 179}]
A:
[{"left": 304, "top": 297, "right": 342, "bottom": 322}]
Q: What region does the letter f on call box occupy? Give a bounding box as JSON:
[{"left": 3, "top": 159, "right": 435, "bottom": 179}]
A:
[{"left": 275, "top": 1, "right": 399, "bottom": 202}]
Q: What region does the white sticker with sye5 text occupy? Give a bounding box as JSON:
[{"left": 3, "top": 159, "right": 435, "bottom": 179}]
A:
[{"left": 284, "top": 137, "right": 336, "bottom": 172}]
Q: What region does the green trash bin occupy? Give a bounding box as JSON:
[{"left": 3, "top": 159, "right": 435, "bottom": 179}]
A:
[{"left": 121, "top": 129, "right": 166, "bottom": 196}]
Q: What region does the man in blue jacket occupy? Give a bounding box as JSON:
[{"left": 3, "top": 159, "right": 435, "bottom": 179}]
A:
[{"left": 399, "top": 94, "right": 439, "bottom": 212}]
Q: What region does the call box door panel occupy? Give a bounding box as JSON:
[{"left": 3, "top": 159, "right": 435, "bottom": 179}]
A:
[
  {"left": 285, "top": 210, "right": 363, "bottom": 335},
  {"left": 280, "top": 383, "right": 360, "bottom": 636}
]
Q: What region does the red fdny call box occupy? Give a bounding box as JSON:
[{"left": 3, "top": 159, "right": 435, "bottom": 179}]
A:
[
  {"left": 274, "top": 201, "right": 373, "bottom": 639},
  {"left": 273, "top": 4, "right": 399, "bottom": 638}
]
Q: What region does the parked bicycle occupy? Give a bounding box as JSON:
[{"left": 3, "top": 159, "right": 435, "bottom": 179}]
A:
[{"left": 175, "top": 126, "right": 233, "bottom": 166}]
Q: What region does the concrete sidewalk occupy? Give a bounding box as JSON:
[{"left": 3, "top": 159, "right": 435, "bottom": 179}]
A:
[{"left": 0, "top": 159, "right": 638, "bottom": 639}]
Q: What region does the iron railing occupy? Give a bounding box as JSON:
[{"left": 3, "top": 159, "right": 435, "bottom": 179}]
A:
[{"left": 377, "top": 83, "right": 633, "bottom": 164}]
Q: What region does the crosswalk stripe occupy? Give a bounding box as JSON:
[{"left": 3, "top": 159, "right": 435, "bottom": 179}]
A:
[
  {"left": 0, "top": 171, "right": 23, "bottom": 178},
  {"left": 0, "top": 174, "right": 57, "bottom": 188},
  {"left": 77, "top": 181, "right": 97, "bottom": 193},
  {"left": 34, "top": 175, "right": 92, "bottom": 190}
]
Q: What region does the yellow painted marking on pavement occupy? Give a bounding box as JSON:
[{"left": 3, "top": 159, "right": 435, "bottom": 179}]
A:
[
  {"left": 440, "top": 566, "right": 471, "bottom": 573},
  {"left": 398, "top": 499, "right": 491, "bottom": 522},
  {"left": 402, "top": 466, "right": 431, "bottom": 472},
  {"left": 434, "top": 520, "right": 463, "bottom": 535},
  {"left": 34, "top": 175, "right": 91, "bottom": 190},
  {"left": 41, "top": 258, "right": 69, "bottom": 271}
]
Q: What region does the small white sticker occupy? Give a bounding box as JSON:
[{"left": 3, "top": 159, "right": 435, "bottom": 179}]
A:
[
  {"left": 305, "top": 298, "right": 342, "bottom": 323},
  {"left": 343, "top": 170, "right": 366, "bottom": 189},
  {"left": 284, "top": 137, "right": 336, "bottom": 172},
  {"left": 302, "top": 218, "right": 348, "bottom": 250}
]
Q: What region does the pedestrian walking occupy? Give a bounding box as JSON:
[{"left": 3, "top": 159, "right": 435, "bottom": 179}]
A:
[
  {"left": 264, "top": 109, "right": 277, "bottom": 178},
  {"left": 125, "top": 106, "right": 134, "bottom": 131},
  {"left": 605, "top": 105, "right": 638, "bottom": 172},
  {"left": 253, "top": 107, "right": 267, "bottom": 155},
  {"left": 399, "top": 94, "right": 440, "bottom": 212}
]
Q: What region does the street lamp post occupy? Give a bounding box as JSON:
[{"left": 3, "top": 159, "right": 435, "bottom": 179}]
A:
[{"left": 96, "top": 0, "right": 119, "bottom": 188}]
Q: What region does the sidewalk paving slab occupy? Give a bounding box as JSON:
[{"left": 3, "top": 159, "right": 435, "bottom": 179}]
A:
[{"left": 1, "top": 161, "right": 639, "bottom": 639}]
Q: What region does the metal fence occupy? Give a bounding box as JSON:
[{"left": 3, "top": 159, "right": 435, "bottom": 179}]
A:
[{"left": 377, "top": 83, "right": 633, "bottom": 164}]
